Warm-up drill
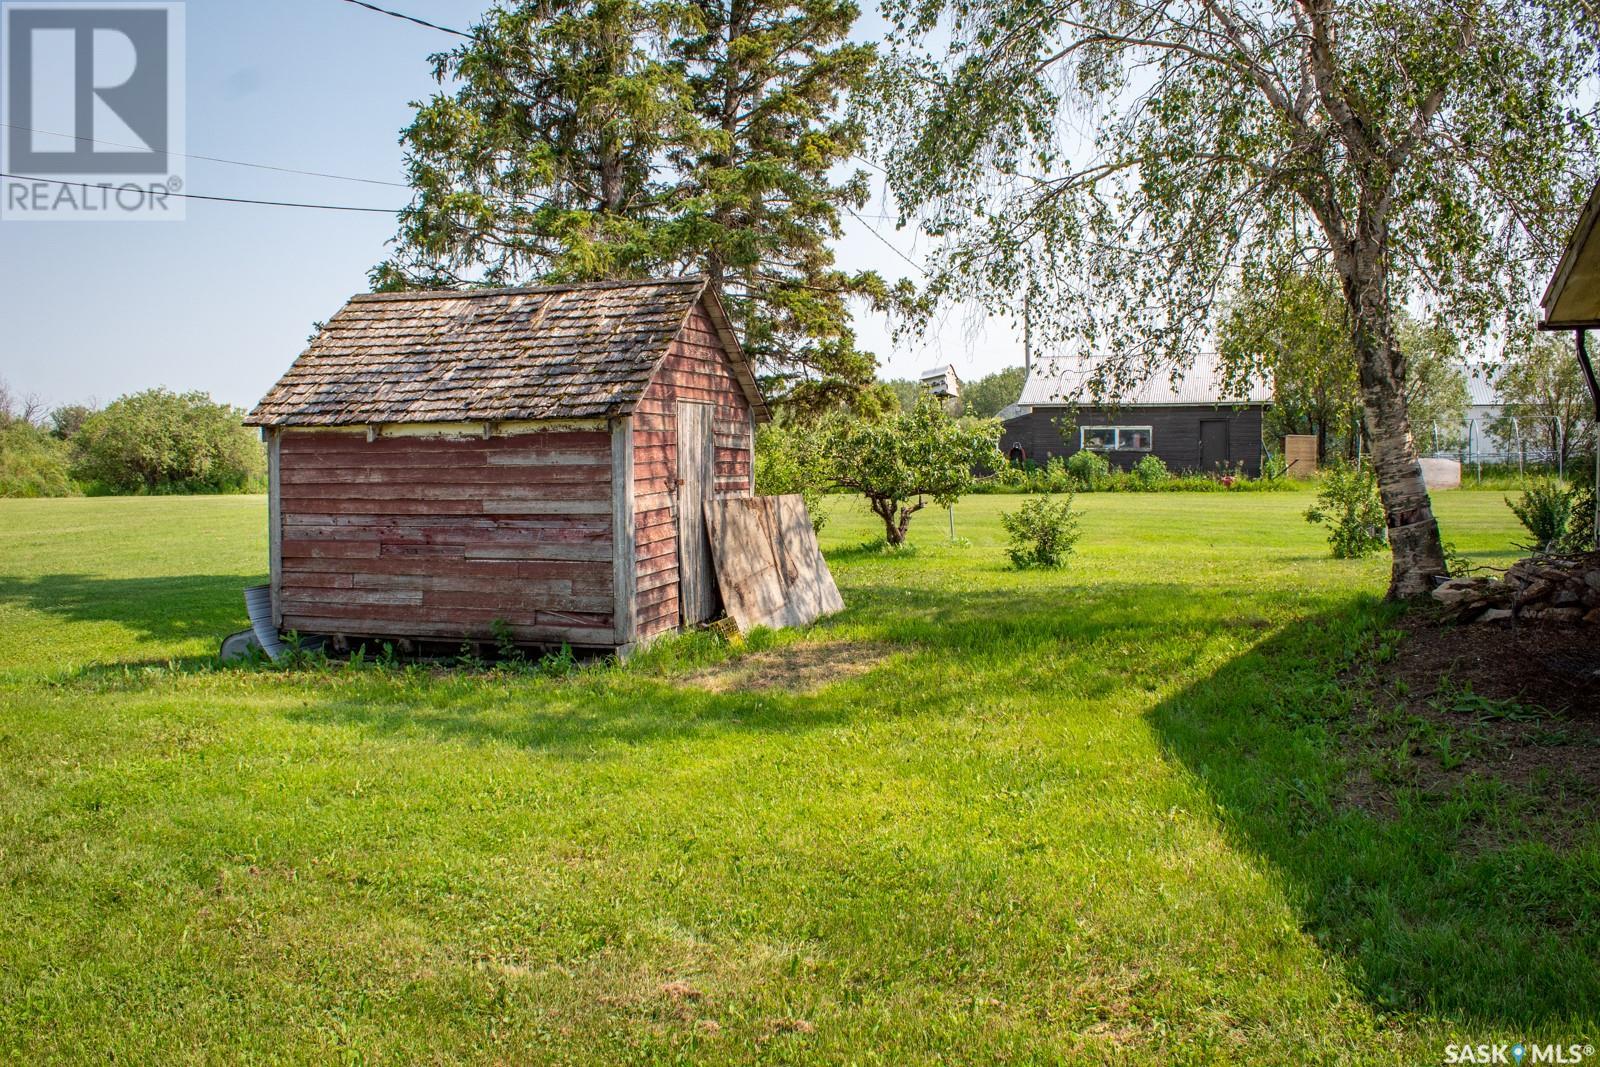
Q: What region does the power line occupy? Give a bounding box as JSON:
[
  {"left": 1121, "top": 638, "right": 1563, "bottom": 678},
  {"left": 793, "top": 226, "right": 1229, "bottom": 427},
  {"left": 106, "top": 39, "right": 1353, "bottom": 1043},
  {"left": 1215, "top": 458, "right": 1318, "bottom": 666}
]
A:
[
  {"left": 850, "top": 153, "right": 888, "bottom": 176},
  {"left": 334, "top": 0, "right": 470, "bottom": 37},
  {"left": 0, "top": 123, "right": 410, "bottom": 188},
  {"left": 844, "top": 205, "right": 928, "bottom": 276},
  {"left": 0, "top": 173, "right": 401, "bottom": 213}
]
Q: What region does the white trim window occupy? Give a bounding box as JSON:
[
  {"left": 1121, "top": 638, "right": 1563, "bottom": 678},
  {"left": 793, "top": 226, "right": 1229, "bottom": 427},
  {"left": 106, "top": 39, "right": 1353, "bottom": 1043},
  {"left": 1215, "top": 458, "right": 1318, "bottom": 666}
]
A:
[{"left": 1080, "top": 426, "right": 1153, "bottom": 451}]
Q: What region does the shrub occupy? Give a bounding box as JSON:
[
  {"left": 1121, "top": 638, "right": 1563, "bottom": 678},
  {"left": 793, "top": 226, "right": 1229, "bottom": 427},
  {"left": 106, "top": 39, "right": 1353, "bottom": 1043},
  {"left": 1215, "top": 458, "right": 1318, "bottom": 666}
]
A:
[
  {"left": 1304, "top": 462, "right": 1386, "bottom": 558},
  {"left": 1042, "top": 456, "right": 1074, "bottom": 492},
  {"left": 0, "top": 422, "right": 74, "bottom": 497},
  {"left": 1066, "top": 449, "right": 1110, "bottom": 489},
  {"left": 72, "top": 389, "right": 264, "bottom": 494},
  {"left": 1507, "top": 479, "right": 1596, "bottom": 553},
  {"left": 1132, "top": 454, "right": 1170, "bottom": 486},
  {"left": 1001, "top": 493, "right": 1083, "bottom": 569},
  {"left": 1566, "top": 483, "right": 1597, "bottom": 551}
]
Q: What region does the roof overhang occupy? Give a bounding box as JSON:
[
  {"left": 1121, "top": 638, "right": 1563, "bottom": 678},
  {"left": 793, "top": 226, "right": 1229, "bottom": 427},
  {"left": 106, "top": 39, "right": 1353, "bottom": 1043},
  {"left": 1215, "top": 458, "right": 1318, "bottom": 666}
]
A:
[
  {"left": 1540, "top": 180, "right": 1600, "bottom": 330},
  {"left": 690, "top": 283, "right": 772, "bottom": 424}
]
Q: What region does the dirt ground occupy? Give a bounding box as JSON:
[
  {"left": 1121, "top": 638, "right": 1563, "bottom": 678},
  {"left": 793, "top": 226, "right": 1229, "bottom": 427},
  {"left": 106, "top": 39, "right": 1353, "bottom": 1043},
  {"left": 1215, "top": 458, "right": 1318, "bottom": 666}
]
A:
[
  {"left": 1341, "top": 613, "right": 1600, "bottom": 839},
  {"left": 680, "top": 640, "right": 891, "bottom": 694}
]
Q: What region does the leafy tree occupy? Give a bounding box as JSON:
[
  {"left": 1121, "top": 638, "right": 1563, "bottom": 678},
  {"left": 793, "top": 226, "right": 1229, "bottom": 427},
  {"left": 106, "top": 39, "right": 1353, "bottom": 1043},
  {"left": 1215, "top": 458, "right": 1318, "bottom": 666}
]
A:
[
  {"left": 880, "top": 377, "right": 923, "bottom": 412},
  {"left": 1219, "top": 270, "right": 1357, "bottom": 462},
  {"left": 821, "top": 390, "right": 1001, "bottom": 544},
  {"left": 962, "top": 365, "right": 1027, "bottom": 418},
  {"left": 48, "top": 404, "right": 95, "bottom": 441},
  {"left": 375, "top": 0, "right": 893, "bottom": 414},
  {"left": 1222, "top": 271, "right": 1469, "bottom": 460},
  {"left": 72, "top": 390, "right": 265, "bottom": 495},
  {"left": 876, "top": 0, "right": 1598, "bottom": 597},
  {"left": 1491, "top": 332, "right": 1595, "bottom": 469},
  {"left": 1397, "top": 317, "right": 1470, "bottom": 455},
  {"left": 753, "top": 419, "right": 830, "bottom": 530}
]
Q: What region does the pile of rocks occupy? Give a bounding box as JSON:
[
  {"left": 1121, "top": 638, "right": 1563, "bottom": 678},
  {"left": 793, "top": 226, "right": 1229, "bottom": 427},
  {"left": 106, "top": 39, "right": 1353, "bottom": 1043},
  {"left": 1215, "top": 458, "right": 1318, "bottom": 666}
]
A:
[{"left": 1433, "top": 551, "right": 1600, "bottom": 625}]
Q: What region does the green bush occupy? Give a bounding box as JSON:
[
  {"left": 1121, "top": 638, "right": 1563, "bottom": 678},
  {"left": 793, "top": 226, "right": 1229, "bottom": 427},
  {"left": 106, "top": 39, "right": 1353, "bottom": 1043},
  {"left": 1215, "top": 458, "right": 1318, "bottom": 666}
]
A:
[
  {"left": 1132, "top": 454, "right": 1170, "bottom": 486},
  {"left": 754, "top": 421, "right": 829, "bottom": 531},
  {"left": 1001, "top": 493, "right": 1083, "bottom": 569},
  {"left": 1304, "top": 462, "right": 1387, "bottom": 558},
  {"left": 1567, "top": 483, "right": 1598, "bottom": 551},
  {"left": 1066, "top": 449, "right": 1110, "bottom": 489},
  {"left": 0, "top": 422, "right": 75, "bottom": 497},
  {"left": 1507, "top": 479, "right": 1595, "bottom": 553},
  {"left": 72, "top": 389, "right": 265, "bottom": 495}
]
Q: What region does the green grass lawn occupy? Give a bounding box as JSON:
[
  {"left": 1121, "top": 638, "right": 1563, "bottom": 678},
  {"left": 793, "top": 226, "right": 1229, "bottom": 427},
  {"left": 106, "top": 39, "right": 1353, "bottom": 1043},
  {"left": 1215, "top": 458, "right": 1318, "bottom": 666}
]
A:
[{"left": 1, "top": 490, "right": 1593, "bottom": 1064}]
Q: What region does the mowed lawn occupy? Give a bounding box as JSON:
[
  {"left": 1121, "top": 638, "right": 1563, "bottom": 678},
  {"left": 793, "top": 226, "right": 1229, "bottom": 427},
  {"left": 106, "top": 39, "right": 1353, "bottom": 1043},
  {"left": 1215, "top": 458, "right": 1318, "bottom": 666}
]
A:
[{"left": 1, "top": 491, "right": 1593, "bottom": 1063}]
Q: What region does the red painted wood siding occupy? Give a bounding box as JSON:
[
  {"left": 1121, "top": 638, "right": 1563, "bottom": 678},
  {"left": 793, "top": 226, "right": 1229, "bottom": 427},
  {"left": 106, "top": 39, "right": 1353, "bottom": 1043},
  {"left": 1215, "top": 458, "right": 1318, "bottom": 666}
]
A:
[
  {"left": 632, "top": 302, "right": 755, "bottom": 639},
  {"left": 276, "top": 430, "right": 616, "bottom": 644}
]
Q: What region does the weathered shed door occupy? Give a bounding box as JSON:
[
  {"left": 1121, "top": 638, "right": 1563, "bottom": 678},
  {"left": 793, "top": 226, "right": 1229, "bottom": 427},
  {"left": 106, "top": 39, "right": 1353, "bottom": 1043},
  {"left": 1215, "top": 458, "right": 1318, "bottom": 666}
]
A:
[
  {"left": 676, "top": 401, "right": 718, "bottom": 625},
  {"left": 1199, "top": 419, "right": 1229, "bottom": 471}
]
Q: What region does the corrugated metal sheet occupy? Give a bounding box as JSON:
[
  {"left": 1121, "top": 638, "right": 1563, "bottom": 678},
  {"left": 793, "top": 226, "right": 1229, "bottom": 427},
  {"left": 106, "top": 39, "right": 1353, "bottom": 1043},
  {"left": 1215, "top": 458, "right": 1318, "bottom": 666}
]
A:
[{"left": 1017, "top": 355, "right": 1271, "bottom": 407}]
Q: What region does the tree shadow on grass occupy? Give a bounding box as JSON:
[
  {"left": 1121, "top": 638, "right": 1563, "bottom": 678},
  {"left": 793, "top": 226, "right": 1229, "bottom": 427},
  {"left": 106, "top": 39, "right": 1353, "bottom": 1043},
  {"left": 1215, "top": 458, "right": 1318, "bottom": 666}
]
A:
[
  {"left": 271, "top": 580, "right": 1251, "bottom": 762},
  {"left": 0, "top": 573, "right": 252, "bottom": 643},
  {"left": 1147, "top": 605, "right": 1600, "bottom": 1027}
]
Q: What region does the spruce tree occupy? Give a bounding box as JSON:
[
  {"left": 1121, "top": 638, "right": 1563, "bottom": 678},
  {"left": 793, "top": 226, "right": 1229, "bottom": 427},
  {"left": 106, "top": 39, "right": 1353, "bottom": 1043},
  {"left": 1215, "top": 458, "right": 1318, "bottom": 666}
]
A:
[{"left": 374, "top": 0, "right": 893, "bottom": 413}]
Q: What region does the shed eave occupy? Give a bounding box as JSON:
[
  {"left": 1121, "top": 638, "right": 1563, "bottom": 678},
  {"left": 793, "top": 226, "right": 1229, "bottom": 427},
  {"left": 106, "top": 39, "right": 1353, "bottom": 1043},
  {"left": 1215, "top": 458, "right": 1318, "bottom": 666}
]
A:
[
  {"left": 1540, "top": 179, "right": 1600, "bottom": 329},
  {"left": 248, "top": 416, "right": 611, "bottom": 434}
]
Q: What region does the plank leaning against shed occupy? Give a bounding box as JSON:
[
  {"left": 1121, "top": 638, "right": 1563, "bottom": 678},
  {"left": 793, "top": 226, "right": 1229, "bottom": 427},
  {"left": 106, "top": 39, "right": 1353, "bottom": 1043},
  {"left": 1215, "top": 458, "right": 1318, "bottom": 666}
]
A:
[{"left": 243, "top": 276, "right": 769, "bottom": 657}]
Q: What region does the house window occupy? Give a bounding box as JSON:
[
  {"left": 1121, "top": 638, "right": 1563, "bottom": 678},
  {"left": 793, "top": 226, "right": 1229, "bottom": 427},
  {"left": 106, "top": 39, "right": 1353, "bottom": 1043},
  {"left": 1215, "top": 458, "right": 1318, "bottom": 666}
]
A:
[{"left": 1080, "top": 426, "right": 1153, "bottom": 451}]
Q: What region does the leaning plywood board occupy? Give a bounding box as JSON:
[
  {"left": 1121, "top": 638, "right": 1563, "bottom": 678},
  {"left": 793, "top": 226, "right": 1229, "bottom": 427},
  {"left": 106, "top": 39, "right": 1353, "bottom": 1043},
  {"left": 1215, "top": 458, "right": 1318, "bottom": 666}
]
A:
[{"left": 704, "top": 495, "right": 844, "bottom": 632}]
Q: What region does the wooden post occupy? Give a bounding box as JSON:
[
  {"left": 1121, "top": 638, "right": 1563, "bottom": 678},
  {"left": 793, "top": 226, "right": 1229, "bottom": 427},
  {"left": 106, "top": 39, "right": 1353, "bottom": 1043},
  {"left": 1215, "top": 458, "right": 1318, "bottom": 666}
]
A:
[
  {"left": 267, "top": 428, "right": 283, "bottom": 628},
  {"left": 611, "top": 416, "right": 637, "bottom": 649}
]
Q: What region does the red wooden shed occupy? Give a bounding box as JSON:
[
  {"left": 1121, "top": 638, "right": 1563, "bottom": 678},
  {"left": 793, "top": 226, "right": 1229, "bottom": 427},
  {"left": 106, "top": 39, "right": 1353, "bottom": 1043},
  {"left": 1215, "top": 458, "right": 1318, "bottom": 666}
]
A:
[{"left": 244, "top": 276, "right": 769, "bottom": 655}]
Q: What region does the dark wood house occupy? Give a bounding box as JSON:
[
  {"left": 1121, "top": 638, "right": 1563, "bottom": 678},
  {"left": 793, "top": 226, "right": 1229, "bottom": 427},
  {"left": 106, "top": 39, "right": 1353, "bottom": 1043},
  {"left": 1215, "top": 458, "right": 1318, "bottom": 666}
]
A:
[
  {"left": 245, "top": 277, "right": 768, "bottom": 655},
  {"left": 999, "top": 357, "right": 1271, "bottom": 475}
]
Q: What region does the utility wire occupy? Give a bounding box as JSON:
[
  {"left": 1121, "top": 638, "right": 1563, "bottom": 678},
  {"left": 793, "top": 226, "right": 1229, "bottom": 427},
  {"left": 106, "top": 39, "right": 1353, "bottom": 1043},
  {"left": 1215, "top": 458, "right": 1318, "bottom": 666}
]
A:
[
  {"left": 334, "top": 0, "right": 471, "bottom": 37},
  {"left": 0, "top": 173, "right": 401, "bottom": 213},
  {"left": 0, "top": 123, "right": 409, "bottom": 188},
  {"left": 844, "top": 205, "right": 928, "bottom": 276}
]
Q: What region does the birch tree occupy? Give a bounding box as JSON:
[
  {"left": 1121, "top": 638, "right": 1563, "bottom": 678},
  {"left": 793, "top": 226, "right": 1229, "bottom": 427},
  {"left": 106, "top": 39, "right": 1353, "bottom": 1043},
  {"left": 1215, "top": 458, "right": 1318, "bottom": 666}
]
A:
[{"left": 876, "top": 0, "right": 1597, "bottom": 596}]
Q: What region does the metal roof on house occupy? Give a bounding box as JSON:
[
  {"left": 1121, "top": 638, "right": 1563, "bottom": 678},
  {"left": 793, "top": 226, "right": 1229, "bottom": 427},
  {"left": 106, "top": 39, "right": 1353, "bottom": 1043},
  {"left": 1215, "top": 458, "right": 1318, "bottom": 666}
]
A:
[
  {"left": 1463, "top": 371, "right": 1501, "bottom": 407},
  {"left": 246, "top": 276, "right": 768, "bottom": 427},
  {"left": 1016, "top": 355, "right": 1271, "bottom": 408}
]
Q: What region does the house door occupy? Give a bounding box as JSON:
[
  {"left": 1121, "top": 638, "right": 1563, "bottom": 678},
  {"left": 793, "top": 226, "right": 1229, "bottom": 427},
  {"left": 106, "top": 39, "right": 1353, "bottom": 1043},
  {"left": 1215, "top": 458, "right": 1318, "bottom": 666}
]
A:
[
  {"left": 676, "top": 401, "right": 719, "bottom": 625},
  {"left": 1199, "top": 419, "right": 1230, "bottom": 471}
]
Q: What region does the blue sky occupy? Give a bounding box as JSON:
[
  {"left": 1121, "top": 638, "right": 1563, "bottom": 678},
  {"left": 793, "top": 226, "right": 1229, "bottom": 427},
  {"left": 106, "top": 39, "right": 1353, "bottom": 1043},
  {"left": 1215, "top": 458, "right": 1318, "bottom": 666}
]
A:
[{"left": 0, "top": 0, "right": 1024, "bottom": 413}]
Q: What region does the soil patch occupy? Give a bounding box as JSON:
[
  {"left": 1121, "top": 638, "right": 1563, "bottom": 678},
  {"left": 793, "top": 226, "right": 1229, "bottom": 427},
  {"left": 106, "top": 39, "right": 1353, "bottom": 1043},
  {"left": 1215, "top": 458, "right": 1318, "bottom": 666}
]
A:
[
  {"left": 682, "top": 641, "right": 891, "bottom": 694},
  {"left": 1340, "top": 612, "right": 1600, "bottom": 842}
]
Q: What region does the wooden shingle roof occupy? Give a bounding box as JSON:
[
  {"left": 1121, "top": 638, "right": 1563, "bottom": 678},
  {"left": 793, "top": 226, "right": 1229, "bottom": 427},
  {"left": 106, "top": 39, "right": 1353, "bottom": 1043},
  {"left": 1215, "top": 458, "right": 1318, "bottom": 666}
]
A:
[{"left": 246, "top": 276, "right": 768, "bottom": 427}]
